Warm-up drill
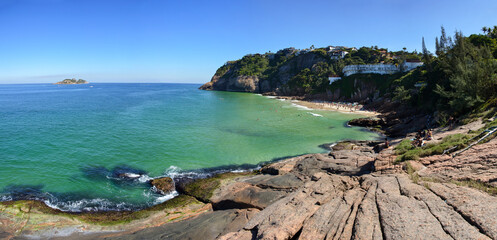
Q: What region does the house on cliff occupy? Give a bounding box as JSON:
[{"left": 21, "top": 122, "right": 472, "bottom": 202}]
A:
[
  {"left": 343, "top": 60, "right": 423, "bottom": 76},
  {"left": 330, "top": 50, "right": 349, "bottom": 60},
  {"left": 328, "top": 75, "right": 341, "bottom": 84},
  {"left": 402, "top": 59, "right": 424, "bottom": 70}
]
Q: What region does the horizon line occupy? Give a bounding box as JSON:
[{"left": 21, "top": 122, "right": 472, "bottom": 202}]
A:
[{"left": 0, "top": 82, "right": 205, "bottom": 85}]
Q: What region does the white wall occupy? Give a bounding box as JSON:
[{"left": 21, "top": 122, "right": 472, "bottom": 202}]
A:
[
  {"left": 343, "top": 61, "right": 424, "bottom": 76},
  {"left": 329, "top": 77, "right": 341, "bottom": 84},
  {"left": 343, "top": 64, "right": 399, "bottom": 76}
]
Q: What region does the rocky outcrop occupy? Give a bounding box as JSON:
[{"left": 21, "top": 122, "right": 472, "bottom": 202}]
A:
[
  {"left": 210, "top": 182, "right": 286, "bottom": 210},
  {"left": 150, "top": 177, "right": 175, "bottom": 194},
  {"left": 199, "top": 75, "right": 260, "bottom": 92},
  {"left": 419, "top": 137, "right": 497, "bottom": 187},
  {"left": 199, "top": 52, "right": 327, "bottom": 94},
  {"left": 6, "top": 140, "right": 497, "bottom": 240},
  {"left": 348, "top": 117, "right": 385, "bottom": 128}
]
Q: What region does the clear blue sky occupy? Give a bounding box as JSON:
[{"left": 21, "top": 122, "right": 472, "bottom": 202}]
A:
[{"left": 1, "top": 0, "right": 496, "bottom": 84}]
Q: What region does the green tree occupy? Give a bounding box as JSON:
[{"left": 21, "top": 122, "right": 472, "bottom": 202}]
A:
[
  {"left": 422, "top": 37, "right": 432, "bottom": 68},
  {"left": 434, "top": 31, "right": 497, "bottom": 114}
]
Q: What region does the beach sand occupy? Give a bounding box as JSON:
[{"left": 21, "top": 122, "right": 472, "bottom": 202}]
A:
[{"left": 276, "top": 97, "right": 379, "bottom": 117}]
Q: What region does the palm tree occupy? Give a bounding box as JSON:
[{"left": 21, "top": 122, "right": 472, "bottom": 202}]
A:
[{"left": 482, "top": 26, "right": 488, "bottom": 34}]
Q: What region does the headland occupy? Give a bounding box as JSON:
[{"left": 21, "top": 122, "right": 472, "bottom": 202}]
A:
[{"left": 3, "top": 26, "right": 497, "bottom": 239}]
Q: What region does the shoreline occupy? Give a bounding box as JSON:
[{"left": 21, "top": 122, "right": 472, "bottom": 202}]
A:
[
  {"left": 270, "top": 96, "right": 379, "bottom": 117},
  {"left": 0, "top": 140, "right": 379, "bottom": 238},
  {"left": 6, "top": 115, "right": 497, "bottom": 239},
  {"left": 0, "top": 94, "right": 380, "bottom": 214},
  {"left": 0, "top": 93, "right": 385, "bottom": 238}
]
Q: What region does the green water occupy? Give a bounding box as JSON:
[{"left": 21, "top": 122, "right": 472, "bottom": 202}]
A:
[{"left": 0, "top": 83, "right": 379, "bottom": 211}]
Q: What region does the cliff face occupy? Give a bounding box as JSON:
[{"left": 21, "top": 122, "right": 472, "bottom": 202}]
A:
[
  {"left": 200, "top": 51, "right": 394, "bottom": 104},
  {"left": 199, "top": 75, "right": 260, "bottom": 92},
  {"left": 200, "top": 51, "right": 328, "bottom": 95},
  {"left": 327, "top": 78, "right": 379, "bottom": 102}
]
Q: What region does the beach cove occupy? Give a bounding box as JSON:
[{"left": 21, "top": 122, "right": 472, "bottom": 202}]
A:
[{"left": 0, "top": 83, "right": 380, "bottom": 213}]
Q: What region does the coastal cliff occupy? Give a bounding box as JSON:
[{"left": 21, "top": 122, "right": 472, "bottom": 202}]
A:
[
  {"left": 200, "top": 49, "right": 329, "bottom": 96},
  {"left": 3, "top": 26, "right": 497, "bottom": 240},
  {"left": 199, "top": 46, "right": 421, "bottom": 103}
]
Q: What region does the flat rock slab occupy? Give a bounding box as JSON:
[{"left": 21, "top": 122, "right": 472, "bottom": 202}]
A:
[
  {"left": 210, "top": 182, "right": 286, "bottom": 210},
  {"left": 396, "top": 176, "right": 490, "bottom": 240},
  {"left": 420, "top": 138, "right": 497, "bottom": 187},
  {"left": 429, "top": 182, "right": 497, "bottom": 239},
  {"left": 85, "top": 209, "right": 259, "bottom": 240},
  {"left": 243, "top": 173, "right": 303, "bottom": 190},
  {"left": 376, "top": 176, "right": 453, "bottom": 240},
  {"left": 299, "top": 188, "right": 365, "bottom": 240},
  {"left": 352, "top": 178, "right": 383, "bottom": 240},
  {"left": 227, "top": 172, "right": 358, "bottom": 240}
]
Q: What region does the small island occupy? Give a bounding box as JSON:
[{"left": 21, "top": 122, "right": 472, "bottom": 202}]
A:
[{"left": 54, "top": 78, "right": 88, "bottom": 84}]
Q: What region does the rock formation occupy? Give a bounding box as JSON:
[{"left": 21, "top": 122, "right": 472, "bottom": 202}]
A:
[
  {"left": 3, "top": 140, "right": 497, "bottom": 239},
  {"left": 150, "top": 177, "right": 175, "bottom": 194},
  {"left": 61, "top": 141, "right": 492, "bottom": 240}
]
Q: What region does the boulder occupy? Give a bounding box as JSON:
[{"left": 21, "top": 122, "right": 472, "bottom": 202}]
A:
[
  {"left": 210, "top": 182, "right": 286, "bottom": 210},
  {"left": 348, "top": 117, "right": 385, "bottom": 128},
  {"left": 150, "top": 177, "right": 175, "bottom": 194}
]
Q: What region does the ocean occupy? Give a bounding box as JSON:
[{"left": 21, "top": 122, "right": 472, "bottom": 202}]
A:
[{"left": 0, "top": 83, "right": 380, "bottom": 211}]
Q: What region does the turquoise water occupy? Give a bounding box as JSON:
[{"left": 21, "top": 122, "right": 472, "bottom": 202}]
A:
[{"left": 0, "top": 83, "right": 379, "bottom": 211}]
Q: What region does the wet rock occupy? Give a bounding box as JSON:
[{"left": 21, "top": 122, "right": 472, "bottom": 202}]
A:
[
  {"left": 150, "top": 177, "right": 175, "bottom": 194},
  {"left": 111, "top": 165, "right": 147, "bottom": 180}
]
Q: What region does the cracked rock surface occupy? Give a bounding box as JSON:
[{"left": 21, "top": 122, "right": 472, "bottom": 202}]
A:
[{"left": 9, "top": 141, "right": 497, "bottom": 240}]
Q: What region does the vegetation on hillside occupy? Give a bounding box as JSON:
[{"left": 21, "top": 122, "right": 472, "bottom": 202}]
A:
[
  {"left": 214, "top": 45, "right": 421, "bottom": 95},
  {"left": 213, "top": 24, "right": 497, "bottom": 123},
  {"left": 392, "top": 26, "right": 497, "bottom": 120}
]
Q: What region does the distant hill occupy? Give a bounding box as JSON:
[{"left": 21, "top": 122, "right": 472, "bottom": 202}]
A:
[{"left": 54, "top": 78, "right": 88, "bottom": 84}]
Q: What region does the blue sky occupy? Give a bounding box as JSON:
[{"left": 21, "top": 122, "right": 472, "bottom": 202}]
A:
[{"left": 1, "top": 0, "right": 496, "bottom": 84}]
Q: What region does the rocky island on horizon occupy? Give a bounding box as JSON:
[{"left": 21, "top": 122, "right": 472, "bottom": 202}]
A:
[{"left": 54, "top": 78, "right": 89, "bottom": 84}]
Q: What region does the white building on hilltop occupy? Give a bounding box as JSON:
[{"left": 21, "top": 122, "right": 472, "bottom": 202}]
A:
[
  {"left": 343, "top": 60, "right": 423, "bottom": 76},
  {"left": 402, "top": 59, "right": 424, "bottom": 71}
]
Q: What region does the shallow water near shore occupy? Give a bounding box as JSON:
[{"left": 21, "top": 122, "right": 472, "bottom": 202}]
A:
[{"left": 0, "top": 83, "right": 380, "bottom": 211}]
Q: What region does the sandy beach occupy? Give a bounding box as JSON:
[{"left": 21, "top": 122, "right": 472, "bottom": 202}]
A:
[{"left": 273, "top": 96, "right": 379, "bottom": 117}]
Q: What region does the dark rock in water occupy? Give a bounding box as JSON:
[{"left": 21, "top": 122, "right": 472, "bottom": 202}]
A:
[
  {"left": 80, "top": 166, "right": 111, "bottom": 181},
  {"left": 174, "top": 177, "right": 196, "bottom": 195},
  {"left": 111, "top": 165, "right": 147, "bottom": 180},
  {"left": 348, "top": 117, "right": 385, "bottom": 128},
  {"left": 81, "top": 165, "right": 147, "bottom": 182},
  {"left": 1, "top": 184, "right": 46, "bottom": 201},
  {"left": 150, "top": 177, "right": 175, "bottom": 194},
  {"left": 318, "top": 143, "right": 335, "bottom": 151}
]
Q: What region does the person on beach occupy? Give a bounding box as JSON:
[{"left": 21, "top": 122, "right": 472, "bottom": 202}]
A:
[
  {"left": 385, "top": 138, "right": 390, "bottom": 148},
  {"left": 448, "top": 116, "right": 454, "bottom": 130},
  {"left": 424, "top": 129, "right": 433, "bottom": 140}
]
